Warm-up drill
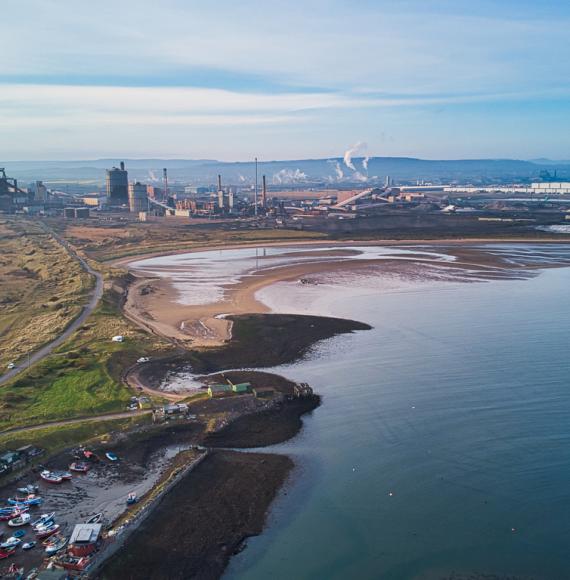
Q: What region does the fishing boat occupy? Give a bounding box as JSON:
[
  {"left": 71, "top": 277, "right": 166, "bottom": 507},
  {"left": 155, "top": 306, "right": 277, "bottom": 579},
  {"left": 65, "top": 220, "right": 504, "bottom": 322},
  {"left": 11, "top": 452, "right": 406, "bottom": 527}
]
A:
[
  {"left": 0, "top": 537, "right": 21, "bottom": 549},
  {"left": 35, "top": 524, "right": 60, "bottom": 539},
  {"left": 0, "top": 547, "right": 16, "bottom": 560},
  {"left": 39, "top": 470, "right": 63, "bottom": 484},
  {"left": 69, "top": 461, "right": 90, "bottom": 473},
  {"left": 126, "top": 492, "right": 137, "bottom": 505},
  {"left": 53, "top": 471, "right": 72, "bottom": 481},
  {"left": 12, "top": 530, "right": 26, "bottom": 539},
  {"left": 105, "top": 452, "right": 118, "bottom": 462},
  {"left": 16, "top": 484, "right": 38, "bottom": 495},
  {"left": 31, "top": 513, "right": 55, "bottom": 528},
  {"left": 22, "top": 541, "right": 36, "bottom": 550},
  {"left": 8, "top": 512, "right": 30, "bottom": 527},
  {"left": 8, "top": 496, "right": 42, "bottom": 507},
  {"left": 58, "top": 554, "right": 92, "bottom": 572},
  {"left": 44, "top": 534, "right": 67, "bottom": 556},
  {"left": 85, "top": 513, "right": 103, "bottom": 524},
  {"left": 0, "top": 509, "right": 27, "bottom": 522}
]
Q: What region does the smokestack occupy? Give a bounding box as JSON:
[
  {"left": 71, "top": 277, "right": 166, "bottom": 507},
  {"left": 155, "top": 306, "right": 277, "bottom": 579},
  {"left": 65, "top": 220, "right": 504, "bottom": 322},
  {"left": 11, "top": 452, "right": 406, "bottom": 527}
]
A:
[
  {"left": 163, "top": 168, "right": 168, "bottom": 200},
  {"left": 120, "top": 161, "right": 125, "bottom": 171},
  {"left": 218, "top": 174, "right": 222, "bottom": 192},
  {"left": 262, "top": 175, "right": 267, "bottom": 208}
]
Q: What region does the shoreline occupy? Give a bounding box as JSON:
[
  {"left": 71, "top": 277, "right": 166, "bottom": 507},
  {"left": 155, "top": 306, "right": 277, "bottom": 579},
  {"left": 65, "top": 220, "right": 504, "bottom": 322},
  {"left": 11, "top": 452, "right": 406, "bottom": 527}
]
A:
[{"left": 122, "top": 240, "right": 570, "bottom": 349}]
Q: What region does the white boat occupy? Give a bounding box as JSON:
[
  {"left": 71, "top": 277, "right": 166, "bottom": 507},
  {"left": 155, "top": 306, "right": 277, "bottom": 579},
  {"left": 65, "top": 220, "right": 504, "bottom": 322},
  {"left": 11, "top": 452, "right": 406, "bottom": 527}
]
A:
[
  {"left": 31, "top": 513, "right": 55, "bottom": 528},
  {"left": 44, "top": 534, "right": 67, "bottom": 555},
  {"left": 8, "top": 512, "right": 31, "bottom": 526},
  {"left": 0, "top": 537, "right": 21, "bottom": 549}
]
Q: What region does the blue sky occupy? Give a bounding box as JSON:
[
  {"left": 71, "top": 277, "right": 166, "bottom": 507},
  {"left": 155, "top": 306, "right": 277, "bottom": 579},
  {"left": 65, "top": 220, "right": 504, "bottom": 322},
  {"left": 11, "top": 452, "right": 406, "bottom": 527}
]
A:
[{"left": 2, "top": 0, "right": 570, "bottom": 160}]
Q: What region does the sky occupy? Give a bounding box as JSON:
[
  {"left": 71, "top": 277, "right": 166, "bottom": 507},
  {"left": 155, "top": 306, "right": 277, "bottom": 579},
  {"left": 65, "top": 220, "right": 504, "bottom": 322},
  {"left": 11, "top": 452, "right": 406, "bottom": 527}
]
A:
[{"left": 2, "top": 0, "right": 570, "bottom": 161}]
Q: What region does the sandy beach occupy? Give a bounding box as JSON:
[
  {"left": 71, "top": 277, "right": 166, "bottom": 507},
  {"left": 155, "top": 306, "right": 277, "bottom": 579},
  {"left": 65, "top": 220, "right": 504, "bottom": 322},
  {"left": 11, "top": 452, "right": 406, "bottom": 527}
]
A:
[{"left": 122, "top": 241, "right": 570, "bottom": 348}]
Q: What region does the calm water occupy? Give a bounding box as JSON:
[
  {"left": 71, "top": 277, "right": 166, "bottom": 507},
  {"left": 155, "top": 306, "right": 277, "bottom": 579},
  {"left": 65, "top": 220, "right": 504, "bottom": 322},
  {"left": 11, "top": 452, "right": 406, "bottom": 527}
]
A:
[{"left": 224, "top": 258, "right": 570, "bottom": 579}]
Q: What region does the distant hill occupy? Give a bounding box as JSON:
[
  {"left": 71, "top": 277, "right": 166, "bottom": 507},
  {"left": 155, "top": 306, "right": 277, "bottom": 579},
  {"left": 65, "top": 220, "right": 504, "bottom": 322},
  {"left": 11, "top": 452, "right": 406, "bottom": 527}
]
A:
[{"left": 3, "top": 157, "right": 570, "bottom": 187}]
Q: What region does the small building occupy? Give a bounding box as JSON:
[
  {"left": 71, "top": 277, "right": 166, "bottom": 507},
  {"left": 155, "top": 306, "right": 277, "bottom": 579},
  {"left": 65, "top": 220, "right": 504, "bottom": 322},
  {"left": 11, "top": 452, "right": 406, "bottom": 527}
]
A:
[
  {"left": 253, "top": 387, "right": 276, "bottom": 399},
  {"left": 162, "top": 403, "right": 189, "bottom": 415},
  {"left": 69, "top": 523, "right": 102, "bottom": 556},
  {"left": 208, "top": 384, "right": 232, "bottom": 398},
  {"left": 231, "top": 382, "right": 251, "bottom": 394},
  {"left": 293, "top": 383, "right": 314, "bottom": 398}
]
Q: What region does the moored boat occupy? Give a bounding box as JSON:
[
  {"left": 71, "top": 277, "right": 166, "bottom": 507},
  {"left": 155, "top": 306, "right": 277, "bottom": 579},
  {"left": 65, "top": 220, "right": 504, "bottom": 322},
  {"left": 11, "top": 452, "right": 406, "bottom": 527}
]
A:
[
  {"left": 31, "top": 513, "right": 55, "bottom": 528},
  {"left": 69, "top": 461, "right": 90, "bottom": 473},
  {"left": 17, "top": 484, "right": 38, "bottom": 495},
  {"left": 8, "top": 512, "right": 30, "bottom": 527},
  {"left": 0, "top": 537, "right": 21, "bottom": 550},
  {"left": 58, "top": 554, "right": 92, "bottom": 572},
  {"left": 44, "top": 534, "right": 67, "bottom": 555},
  {"left": 85, "top": 513, "right": 103, "bottom": 524},
  {"left": 39, "top": 470, "right": 63, "bottom": 484},
  {"left": 22, "top": 541, "right": 36, "bottom": 550},
  {"left": 35, "top": 524, "right": 60, "bottom": 539},
  {"left": 105, "top": 452, "right": 118, "bottom": 462},
  {"left": 0, "top": 547, "right": 16, "bottom": 560},
  {"left": 126, "top": 492, "right": 137, "bottom": 505}
]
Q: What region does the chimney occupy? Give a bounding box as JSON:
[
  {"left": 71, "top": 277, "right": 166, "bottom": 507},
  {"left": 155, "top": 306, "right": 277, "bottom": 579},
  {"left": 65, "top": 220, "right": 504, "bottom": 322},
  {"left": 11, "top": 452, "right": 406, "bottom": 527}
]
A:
[
  {"left": 218, "top": 174, "right": 222, "bottom": 192},
  {"left": 120, "top": 161, "right": 125, "bottom": 171},
  {"left": 163, "top": 168, "right": 168, "bottom": 200},
  {"left": 262, "top": 175, "right": 267, "bottom": 208}
]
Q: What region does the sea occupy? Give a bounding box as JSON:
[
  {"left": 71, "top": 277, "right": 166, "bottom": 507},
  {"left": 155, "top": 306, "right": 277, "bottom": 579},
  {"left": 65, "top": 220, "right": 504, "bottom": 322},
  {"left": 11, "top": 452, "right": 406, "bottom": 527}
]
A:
[
  {"left": 224, "top": 248, "right": 570, "bottom": 580},
  {"left": 133, "top": 244, "right": 570, "bottom": 580}
]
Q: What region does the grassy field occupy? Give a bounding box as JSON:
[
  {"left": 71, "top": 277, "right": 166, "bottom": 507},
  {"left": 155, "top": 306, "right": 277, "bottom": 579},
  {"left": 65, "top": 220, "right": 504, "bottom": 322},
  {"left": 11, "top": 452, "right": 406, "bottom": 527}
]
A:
[
  {"left": 0, "top": 280, "right": 169, "bottom": 430},
  {"left": 0, "top": 218, "right": 93, "bottom": 369},
  {"left": 52, "top": 218, "right": 326, "bottom": 261}
]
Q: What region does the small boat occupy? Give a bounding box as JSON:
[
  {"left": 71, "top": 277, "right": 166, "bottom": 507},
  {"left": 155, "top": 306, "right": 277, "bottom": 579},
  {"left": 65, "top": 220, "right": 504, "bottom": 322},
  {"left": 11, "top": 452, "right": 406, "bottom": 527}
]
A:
[
  {"left": 35, "top": 524, "right": 60, "bottom": 539},
  {"left": 8, "top": 496, "right": 42, "bottom": 507},
  {"left": 0, "top": 547, "right": 16, "bottom": 560},
  {"left": 39, "top": 470, "right": 63, "bottom": 484},
  {"left": 0, "top": 537, "right": 21, "bottom": 549},
  {"left": 22, "top": 541, "right": 36, "bottom": 550},
  {"left": 4, "top": 563, "right": 23, "bottom": 576},
  {"left": 53, "top": 471, "right": 72, "bottom": 481},
  {"left": 105, "top": 452, "right": 118, "bottom": 462},
  {"left": 12, "top": 530, "right": 26, "bottom": 539},
  {"left": 69, "top": 461, "right": 90, "bottom": 473},
  {"left": 31, "top": 513, "right": 55, "bottom": 528},
  {"left": 8, "top": 512, "right": 30, "bottom": 527},
  {"left": 126, "top": 492, "right": 137, "bottom": 505},
  {"left": 85, "top": 512, "right": 103, "bottom": 524},
  {"left": 17, "top": 484, "right": 39, "bottom": 495},
  {"left": 44, "top": 534, "right": 67, "bottom": 555},
  {"left": 59, "top": 554, "right": 92, "bottom": 572},
  {"left": 25, "top": 568, "right": 39, "bottom": 580}
]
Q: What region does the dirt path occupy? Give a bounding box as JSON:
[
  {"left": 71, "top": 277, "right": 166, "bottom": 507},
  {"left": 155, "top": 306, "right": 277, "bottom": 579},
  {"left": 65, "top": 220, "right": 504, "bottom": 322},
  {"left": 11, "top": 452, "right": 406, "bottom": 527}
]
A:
[
  {"left": 0, "top": 222, "right": 104, "bottom": 386},
  {"left": 0, "top": 409, "right": 153, "bottom": 435}
]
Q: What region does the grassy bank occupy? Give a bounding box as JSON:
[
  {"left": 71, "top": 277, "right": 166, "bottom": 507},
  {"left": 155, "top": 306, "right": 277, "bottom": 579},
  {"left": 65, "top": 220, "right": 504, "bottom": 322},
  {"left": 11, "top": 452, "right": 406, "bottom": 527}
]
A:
[
  {"left": 0, "top": 280, "right": 169, "bottom": 430},
  {"left": 0, "top": 218, "right": 93, "bottom": 369}
]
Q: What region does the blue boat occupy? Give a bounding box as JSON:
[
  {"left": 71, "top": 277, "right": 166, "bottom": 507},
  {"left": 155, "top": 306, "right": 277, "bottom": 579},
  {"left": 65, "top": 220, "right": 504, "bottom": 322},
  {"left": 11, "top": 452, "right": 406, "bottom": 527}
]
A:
[
  {"left": 126, "top": 492, "right": 137, "bottom": 505},
  {"left": 106, "top": 452, "right": 119, "bottom": 462}
]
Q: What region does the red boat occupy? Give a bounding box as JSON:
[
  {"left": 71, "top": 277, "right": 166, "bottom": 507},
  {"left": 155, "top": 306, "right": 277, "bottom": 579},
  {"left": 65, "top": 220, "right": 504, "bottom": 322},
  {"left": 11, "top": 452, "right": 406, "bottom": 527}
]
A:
[
  {"left": 0, "top": 547, "right": 16, "bottom": 560},
  {"left": 35, "top": 524, "right": 60, "bottom": 539},
  {"left": 59, "top": 555, "right": 92, "bottom": 572},
  {"left": 69, "top": 462, "right": 90, "bottom": 473},
  {"left": 83, "top": 450, "right": 100, "bottom": 462}
]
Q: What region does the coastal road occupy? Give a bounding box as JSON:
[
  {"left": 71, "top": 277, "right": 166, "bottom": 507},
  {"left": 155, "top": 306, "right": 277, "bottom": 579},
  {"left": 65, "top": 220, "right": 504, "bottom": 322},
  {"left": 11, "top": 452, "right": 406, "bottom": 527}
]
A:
[{"left": 0, "top": 222, "right": 104, "bottom": 386}]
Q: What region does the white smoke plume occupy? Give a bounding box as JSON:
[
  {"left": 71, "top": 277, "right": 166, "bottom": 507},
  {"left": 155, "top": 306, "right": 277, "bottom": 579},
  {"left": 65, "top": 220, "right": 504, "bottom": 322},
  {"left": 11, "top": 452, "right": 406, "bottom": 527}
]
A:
[
  {"left": 238, "top": 174, "right": 246, "bottom": 182},
  {"left": 272, "top": 168, "right": 308, "bottom": 184},
  {"left": 148, "top": 170, "right": 158, "bottom": 181},
  {"left": 362, "top": 156, "right": 370, "bottom": 171},
  {"left": 353, "top": 171, "right": 368, "bottom": 182},
  {"left": 343, "top": 141, "right": 368, "bottom": 171},
  {"left": 332, "top": 161, "right": 344, "bottom": 180}
]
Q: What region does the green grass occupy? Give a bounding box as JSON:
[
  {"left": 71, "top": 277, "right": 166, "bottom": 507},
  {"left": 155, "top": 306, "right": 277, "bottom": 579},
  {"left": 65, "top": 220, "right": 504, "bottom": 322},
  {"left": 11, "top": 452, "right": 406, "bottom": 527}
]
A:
[{"left": 0, "top": 286, "right": 170, "bottom": 430}]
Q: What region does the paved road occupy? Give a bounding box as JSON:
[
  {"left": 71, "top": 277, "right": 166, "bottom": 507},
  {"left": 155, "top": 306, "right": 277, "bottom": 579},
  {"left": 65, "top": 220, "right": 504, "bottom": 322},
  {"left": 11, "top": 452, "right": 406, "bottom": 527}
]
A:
[{"left": 0, "top": 223, "right": 104, "bottom": 386}]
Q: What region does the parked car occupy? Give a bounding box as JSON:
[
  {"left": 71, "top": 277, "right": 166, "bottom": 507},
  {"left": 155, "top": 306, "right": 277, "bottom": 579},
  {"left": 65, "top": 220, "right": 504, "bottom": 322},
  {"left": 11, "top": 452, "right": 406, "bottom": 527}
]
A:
[
  {"left": 7, "top": 363, "right": 16, "bottom": 370},
  {"left": 137, "top": 357, "right": 150, "bottom": 363},
  {"left": 111, "top": 336, "right": 124, "bottom": 343}
]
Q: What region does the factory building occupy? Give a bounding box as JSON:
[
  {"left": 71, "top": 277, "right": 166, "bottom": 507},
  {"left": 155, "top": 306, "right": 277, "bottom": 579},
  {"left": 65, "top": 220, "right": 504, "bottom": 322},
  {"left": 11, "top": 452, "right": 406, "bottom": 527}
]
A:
[
  {"left": 106, "top": 161, "right": 128, "bottom": 205},
  {"left": 128, "top": 181, "right": 149, "bottom": 212}
]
